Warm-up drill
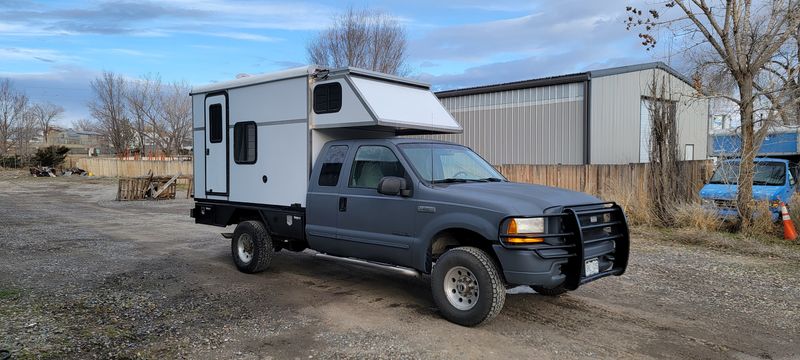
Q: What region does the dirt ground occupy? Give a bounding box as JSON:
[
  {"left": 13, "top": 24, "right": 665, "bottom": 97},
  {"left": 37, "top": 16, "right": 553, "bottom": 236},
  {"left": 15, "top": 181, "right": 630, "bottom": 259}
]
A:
[{"left": 1, "top": 172, "right": 798, "bottom": 359}]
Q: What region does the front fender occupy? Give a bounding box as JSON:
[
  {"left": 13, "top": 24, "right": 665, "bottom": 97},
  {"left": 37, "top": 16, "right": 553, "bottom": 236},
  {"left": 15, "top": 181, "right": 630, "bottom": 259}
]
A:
[{"left": 412, "top": 211, "right": 501, "bottom": 272}]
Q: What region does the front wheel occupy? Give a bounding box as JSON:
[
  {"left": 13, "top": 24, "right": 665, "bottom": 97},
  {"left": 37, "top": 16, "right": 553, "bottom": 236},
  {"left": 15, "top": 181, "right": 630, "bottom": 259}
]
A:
[{"left": 431, "top": 247, "right": 506, "bottom": 326}]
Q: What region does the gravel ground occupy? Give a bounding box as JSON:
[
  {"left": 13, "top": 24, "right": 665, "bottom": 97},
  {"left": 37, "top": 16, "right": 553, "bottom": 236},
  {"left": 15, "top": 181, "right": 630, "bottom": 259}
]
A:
[{"left": 1, "top": 172, "right": 799, "bottom": 359}]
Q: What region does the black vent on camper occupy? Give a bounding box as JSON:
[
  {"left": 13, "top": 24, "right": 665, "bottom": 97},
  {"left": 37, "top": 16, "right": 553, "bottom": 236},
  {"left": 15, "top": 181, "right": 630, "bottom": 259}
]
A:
[{"left": 314, "top": 82, "right": 342, "bottom": 114}]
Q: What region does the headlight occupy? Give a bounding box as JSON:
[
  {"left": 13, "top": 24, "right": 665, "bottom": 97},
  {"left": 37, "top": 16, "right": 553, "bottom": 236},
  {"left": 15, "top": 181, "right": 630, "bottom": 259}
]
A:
[
  {"left": 770, "top": 199, "right": 781, "bottom": 208},
  {"left": 508, "top": 218, "right": 545, "bottom": 233},
  {"left": 503, "top": 217, "right": 545, "bottom": 244},
  {"left": 701, "top": 199, "right": 714, "bottom": 206}
]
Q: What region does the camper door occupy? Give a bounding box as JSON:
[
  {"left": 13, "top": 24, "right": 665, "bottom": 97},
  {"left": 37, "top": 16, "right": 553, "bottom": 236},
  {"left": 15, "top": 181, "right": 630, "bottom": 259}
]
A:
[{"left": 205, "top": 94, "right": 228, "bottom": 195}]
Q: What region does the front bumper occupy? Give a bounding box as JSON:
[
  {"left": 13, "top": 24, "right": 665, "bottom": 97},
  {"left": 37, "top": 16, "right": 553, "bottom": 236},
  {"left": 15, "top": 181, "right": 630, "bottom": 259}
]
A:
[
  {"left": 497, "top": 203, "right": 630, "bottom": 290},
  {"left": 702, "top": 200, "right": 781, "bottom": 221}
]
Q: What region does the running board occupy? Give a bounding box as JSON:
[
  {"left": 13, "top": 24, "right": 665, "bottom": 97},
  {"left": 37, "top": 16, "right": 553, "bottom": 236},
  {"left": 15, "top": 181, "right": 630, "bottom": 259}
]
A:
[{"left": 314, "top": 253, "right": 420, "bottom": 277}]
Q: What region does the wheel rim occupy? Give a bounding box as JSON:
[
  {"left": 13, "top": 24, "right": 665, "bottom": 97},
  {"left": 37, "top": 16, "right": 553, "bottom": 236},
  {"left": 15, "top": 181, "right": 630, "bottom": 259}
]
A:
[
  {"left": 237, "top": 233, "right": 254, "bottom": 264},
  {"left": 443, "top": 266, "right": 479, "bottom": 311}
]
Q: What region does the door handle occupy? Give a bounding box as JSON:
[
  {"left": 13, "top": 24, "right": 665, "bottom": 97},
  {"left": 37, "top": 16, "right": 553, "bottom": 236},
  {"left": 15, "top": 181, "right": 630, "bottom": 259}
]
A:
[
  {"left": 338, "top": 197, "right": 347, "bottom": 212},
  {"left": 205, "top": 148, "right": 210, "bottom": 156}
]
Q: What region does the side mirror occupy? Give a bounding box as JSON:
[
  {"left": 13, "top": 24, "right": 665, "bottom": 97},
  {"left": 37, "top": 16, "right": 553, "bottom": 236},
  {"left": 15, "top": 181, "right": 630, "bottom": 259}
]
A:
[{"left": 377, "top": 176, "right": 409, "bottom": 196}]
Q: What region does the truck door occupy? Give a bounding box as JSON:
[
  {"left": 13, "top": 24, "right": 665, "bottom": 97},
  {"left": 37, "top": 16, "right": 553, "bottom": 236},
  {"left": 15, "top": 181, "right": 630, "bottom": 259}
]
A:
[
  {"left": 205, "top": 94, "right": 228, "bottom": 195},
  {"left": 335, "top": 145, "right": 417, "bottom": 267}
]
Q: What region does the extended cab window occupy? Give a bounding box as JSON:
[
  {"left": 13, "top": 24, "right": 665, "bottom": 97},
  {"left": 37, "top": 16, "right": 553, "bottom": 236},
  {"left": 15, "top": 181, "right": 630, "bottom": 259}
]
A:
[
  {"left": 349, "top": 146, "right": 404, "bottom": 189},
  {"left": 318, "top": 145, "right": 348, "bottom": 186}
]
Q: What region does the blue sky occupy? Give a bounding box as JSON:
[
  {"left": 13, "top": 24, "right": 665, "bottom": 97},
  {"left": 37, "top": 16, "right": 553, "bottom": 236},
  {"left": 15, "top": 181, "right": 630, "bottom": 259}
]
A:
[{"left": 0, "top": 0, "right": 671, "bottom": 125}]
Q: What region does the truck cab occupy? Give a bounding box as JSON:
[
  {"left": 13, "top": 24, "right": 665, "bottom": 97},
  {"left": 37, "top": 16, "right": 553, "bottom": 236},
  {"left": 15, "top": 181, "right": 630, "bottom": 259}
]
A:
[
  {"left": 700, "top": 158, "right": 796, "bottom": 220},
  {"left": 189, "top": 66, "right": 630, "bottom": 326}
]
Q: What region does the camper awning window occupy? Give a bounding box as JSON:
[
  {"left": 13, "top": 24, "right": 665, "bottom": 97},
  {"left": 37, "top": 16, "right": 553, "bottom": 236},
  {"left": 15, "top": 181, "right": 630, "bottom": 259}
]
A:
[{"left": 350, "top": 77, "right": 462, "bottom": 133}]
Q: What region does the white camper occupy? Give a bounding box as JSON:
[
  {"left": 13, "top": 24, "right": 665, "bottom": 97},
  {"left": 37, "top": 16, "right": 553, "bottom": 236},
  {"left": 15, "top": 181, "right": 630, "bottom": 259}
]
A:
[{"left": 190, "top": 66, "right": 462, "bottom": 207}]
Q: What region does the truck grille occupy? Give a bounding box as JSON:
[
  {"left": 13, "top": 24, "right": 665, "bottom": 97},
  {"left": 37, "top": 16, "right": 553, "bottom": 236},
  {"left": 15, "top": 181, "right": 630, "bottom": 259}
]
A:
[
  {"left": 713, "top": 199, "right": 737, "bottom": 209},
  {"left": 497, "top": 202, "right": 631, "bottom": 290},
  {"left": 562, "top": 204, "right": 630, "bottom": 288}
]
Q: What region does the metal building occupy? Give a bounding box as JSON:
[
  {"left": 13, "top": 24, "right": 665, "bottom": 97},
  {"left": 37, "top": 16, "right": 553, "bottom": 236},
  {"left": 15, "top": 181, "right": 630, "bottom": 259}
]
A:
[{"left": 424, "top": 62, "right": 709, "bottom": 165}]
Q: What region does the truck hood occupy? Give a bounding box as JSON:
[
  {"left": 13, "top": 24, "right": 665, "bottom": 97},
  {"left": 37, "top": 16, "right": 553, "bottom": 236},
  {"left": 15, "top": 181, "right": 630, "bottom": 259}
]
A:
[
  {"left": 430, "top": 181, "right": 602, "bottom": 215},
  {"left": 699, "top": 183, "right": 783, "bottom": 201}
]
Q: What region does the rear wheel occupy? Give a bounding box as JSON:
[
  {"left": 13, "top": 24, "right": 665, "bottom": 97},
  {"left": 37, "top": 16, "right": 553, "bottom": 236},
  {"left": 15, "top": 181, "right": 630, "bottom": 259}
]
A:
[
  {"left": 431, "top": 247, "right": 505, "bottom": 326},
  {"left": 231, "top": 220, "right": 273, "bottom": 273}
]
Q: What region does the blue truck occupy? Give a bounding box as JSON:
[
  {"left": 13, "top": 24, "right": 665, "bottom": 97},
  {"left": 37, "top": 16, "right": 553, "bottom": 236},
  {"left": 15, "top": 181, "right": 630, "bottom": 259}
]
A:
[
  {"left": 702, "top": 129, "right": 800, "bottom": 219},
  {"left": 700, "top": 158, "right": 796, "bottom": 219}
]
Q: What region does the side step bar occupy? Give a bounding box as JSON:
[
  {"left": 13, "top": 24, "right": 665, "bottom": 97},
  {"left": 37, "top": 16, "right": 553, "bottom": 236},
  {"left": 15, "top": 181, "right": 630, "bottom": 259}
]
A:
[{"left": 314, "top": 252, "right": 420, "bottom": 277}]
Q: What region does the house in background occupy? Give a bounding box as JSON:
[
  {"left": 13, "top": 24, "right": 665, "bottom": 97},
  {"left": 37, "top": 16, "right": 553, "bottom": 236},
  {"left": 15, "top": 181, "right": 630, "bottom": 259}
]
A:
[
  {"left": 421, "top": 62, "right": 709, "bottom": 165},
  {"left": 45, "top": 127, "right": 109, "bottom": 155}
]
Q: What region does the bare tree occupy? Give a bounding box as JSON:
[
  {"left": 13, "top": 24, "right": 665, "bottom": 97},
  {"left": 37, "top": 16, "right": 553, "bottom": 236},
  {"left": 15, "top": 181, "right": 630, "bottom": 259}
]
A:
[
  {"left": 126, "top": 74, "right": 163, "bottom": 154},
  {"left": 14, "top": 109, "right": 40, "bottom": 159},
  {"left": 647, "top": 73, "right": 682, "bottom": 226},
  {"left": 307, "top": 7, "right": 409, "bottom": 75},
  {"left": 0, "top": 79, "right": 29, "bottom": 156},
  {"left": 627, "top": 0, "right": 800, "bottom": 226},
  {"left": 761, "top": 25, "right": 800, "bottom": 125},
  {"left": 89, "top": 71, "right": 132, "bottom": 156},
  {"left": 72, "top": 118, "right": 99, "bottom": 132},
  {"left": 161, "top": 81, "right": 192, "bottom": 156},
  {"left": 31, "top": 102, "right": 64, "bottom": 144}
]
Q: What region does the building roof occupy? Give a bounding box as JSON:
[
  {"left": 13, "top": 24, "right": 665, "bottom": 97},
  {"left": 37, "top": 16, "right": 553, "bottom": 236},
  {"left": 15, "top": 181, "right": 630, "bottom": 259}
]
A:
[{"left": 436, "top": 61, "right": 695, "bottom": 99}]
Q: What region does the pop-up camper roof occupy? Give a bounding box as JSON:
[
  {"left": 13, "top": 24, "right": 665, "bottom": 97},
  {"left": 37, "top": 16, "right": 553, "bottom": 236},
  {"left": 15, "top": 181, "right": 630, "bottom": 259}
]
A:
[{"left": 190, "top": 65, "right": 462, "bottom": 135}]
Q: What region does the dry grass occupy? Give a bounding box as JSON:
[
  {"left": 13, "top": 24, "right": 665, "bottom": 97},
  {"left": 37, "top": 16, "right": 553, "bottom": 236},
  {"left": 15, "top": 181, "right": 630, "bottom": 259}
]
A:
[
  {"left": 640, "top": 226, "right": 800, "bottom": 261},
  {"left": 741, "top": 201, "right": 783, "bottom": 238},
  {"left": 672, "top": 202, "right": 724, "bottom": 232},
  {"left": 602, "top": 182, "right": 654, "bottom": 226}
]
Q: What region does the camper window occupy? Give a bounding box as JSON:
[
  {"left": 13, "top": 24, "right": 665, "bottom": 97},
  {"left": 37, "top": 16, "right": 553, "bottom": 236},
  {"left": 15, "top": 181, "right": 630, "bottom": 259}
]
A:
[
  {"left": 349, "top": 146, "right": 405, "bottom": 189},
  {"left": 209, "top": 104, "right": 223, "bottom": 143},
  {"left": 318, "top": 145, "right": 348, "bottom": 186},
  {"left": 313, "top": 82, "right": 342, "bottom": 114},
  {"left": 233, "top": 122, "right": 256, "bottom": 164}
]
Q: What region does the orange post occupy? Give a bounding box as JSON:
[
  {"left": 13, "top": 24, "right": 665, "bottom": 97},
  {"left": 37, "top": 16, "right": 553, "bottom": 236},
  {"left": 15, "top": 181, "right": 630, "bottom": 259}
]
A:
[{"left": 780, "top": 202, "right": 797, "bottom": 241}]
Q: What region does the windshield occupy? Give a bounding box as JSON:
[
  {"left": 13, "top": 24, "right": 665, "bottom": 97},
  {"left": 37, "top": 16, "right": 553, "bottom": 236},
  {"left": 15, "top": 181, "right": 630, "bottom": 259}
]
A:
[
  {"left": 709, "top": 161, "right": 787, "bottom": 186},
  {"left": 398, "top": 143, "right": 506, "bottom": 183}
]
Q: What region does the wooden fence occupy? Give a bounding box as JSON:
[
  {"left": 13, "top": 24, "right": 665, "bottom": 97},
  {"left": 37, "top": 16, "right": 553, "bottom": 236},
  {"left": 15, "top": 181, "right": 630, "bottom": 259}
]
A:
[
  {"left": 70, "top": 157, "right": 193, "bottom": 178},
  {"left": 66, "top": 156, "right": 713, "bottom": 201},
  {"left": 495, "top": 160, "right": 714, "bottom": 201}
]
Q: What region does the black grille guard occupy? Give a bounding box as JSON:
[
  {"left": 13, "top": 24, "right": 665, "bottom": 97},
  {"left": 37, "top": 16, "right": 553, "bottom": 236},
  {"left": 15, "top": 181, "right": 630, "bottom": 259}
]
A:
[{"left": 498, "top": 202, "right": 631, "bottom": 290}]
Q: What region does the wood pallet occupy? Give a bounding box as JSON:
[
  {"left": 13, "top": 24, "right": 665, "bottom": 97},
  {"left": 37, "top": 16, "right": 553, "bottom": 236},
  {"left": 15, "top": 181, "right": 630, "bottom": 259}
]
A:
[{"left": 117, "top": 173, "right": 180, "bottom": 201}]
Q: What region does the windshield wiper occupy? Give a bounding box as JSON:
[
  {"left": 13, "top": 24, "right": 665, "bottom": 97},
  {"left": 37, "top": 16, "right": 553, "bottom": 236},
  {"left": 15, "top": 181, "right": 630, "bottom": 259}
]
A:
[
  {"left": 479, "top": 177, "right": 504, "bottom": 182},
  {"left": 432, "top": 178, "right": 483, "bottom": 184}
]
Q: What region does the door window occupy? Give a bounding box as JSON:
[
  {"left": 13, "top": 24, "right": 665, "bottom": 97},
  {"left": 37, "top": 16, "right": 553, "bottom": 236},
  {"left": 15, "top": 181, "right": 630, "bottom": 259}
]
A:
[
  {"left": 209, "top": 104, "right": 223, "bottom": 143},
  {"left": 349, "top": 146, "right": 405, "bottom": 189}
]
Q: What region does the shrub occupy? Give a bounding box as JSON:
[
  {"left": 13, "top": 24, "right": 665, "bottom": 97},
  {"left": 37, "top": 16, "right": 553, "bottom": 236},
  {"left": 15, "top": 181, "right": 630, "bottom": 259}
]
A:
[
  {"left": 0, "top": 155, "right": 22, "bottom": 168},
  {"left": 32, "top": 145, "right": 70, "bottom": 167}
]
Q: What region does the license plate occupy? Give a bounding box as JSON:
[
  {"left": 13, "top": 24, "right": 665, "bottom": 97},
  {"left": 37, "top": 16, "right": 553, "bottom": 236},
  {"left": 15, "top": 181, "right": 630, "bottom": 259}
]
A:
[{"left": 585, "top": 258, "right": 599, "bottom": 276}]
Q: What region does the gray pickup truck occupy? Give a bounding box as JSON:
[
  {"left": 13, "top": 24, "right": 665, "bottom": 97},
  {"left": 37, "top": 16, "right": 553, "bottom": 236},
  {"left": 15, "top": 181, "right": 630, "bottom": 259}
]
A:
[{"left": 193, "top": 138, "right": 630, "bottom": 326}]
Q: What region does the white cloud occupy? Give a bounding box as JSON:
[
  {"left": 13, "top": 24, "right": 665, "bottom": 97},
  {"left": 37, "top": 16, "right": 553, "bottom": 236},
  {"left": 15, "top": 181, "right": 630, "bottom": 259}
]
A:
[
  {"left": 409, "top": 0, "right": 643, "bottom": 63},
  {"left": 0, "top": 47, "right": 78, "bottom": 63},
  {"left": 0, "top": 65, "right": 100, "bottom": 126},
  {"left": 204, "top": 32, "right": 282, "bottom": 42}
]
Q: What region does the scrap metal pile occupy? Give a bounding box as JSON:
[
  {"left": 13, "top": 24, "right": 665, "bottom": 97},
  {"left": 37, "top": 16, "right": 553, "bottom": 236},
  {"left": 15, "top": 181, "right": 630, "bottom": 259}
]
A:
[{"left": 29, "top": 166, "right": 88, "bottom": 177}]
